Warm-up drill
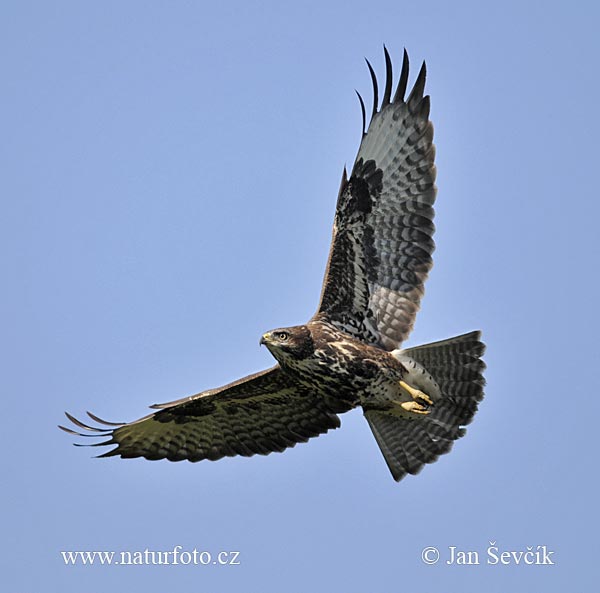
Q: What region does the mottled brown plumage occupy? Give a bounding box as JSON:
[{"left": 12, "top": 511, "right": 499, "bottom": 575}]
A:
[{"left": 60, "top": 48, "right": 485, "bottom": 482}]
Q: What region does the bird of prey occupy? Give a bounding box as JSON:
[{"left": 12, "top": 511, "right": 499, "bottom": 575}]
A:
[{"left": 61, "top": 48, "right": 485, "bottom": 482}]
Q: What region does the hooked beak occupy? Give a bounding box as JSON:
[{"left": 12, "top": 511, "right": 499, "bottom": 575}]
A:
[{"left": 259, "top": 333, "right": 270, "bottom": 347}]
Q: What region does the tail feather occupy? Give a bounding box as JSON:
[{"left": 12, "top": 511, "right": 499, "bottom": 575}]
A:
[{"left": 364, "top": 331, "right": 486, "bottom": 482}]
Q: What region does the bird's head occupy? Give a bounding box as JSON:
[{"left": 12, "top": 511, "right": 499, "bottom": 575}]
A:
[{"left": 260, "top": 325, "right": 315, "bottom": 362}]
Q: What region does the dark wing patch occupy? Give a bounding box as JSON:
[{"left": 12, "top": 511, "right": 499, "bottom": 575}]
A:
[
  {"left": 315, "top": 48, "right": 436, "bottom": 350},
  {"left": 60, "top": 367, "right": 341, "bottom": 462}
]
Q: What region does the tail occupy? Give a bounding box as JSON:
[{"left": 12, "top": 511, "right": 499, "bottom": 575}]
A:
[{"left": 364, "top": 331, "right": 486, "bottom": 482}]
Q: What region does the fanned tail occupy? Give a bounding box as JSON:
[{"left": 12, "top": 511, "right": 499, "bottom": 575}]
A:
[{"left": 365, "top": 331, "right": 486, "bottom": 481}]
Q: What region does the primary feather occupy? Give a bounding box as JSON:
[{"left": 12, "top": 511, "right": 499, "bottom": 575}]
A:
[{"left": 315, "top": 48, "right": 436, "bottom": 349}]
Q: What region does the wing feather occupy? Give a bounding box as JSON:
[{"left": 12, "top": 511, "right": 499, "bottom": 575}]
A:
[
  {"left": 315, "top": 49, "right": 437, "bottom": 349},
  {"left": 59, "top": 367, "right": 342, "bottom": 462}
]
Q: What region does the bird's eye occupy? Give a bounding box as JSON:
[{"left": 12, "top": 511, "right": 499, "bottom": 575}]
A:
[{"left": 276, "top": 332, "right": 289, "bottom": 341}]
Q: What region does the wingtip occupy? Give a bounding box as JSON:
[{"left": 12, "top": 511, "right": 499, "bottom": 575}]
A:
[
  {"left": 60, "top": 411, "right": 114, "bottom": 439},
  {"left": 95, "top": 447, "right": 121, "bottom": 458},
  {"left": 64, "top": 411, "right": 101, "bottom": 432},
  {"left": 407, "top": 59, "right": 427, "bottom": 109},
  {"left": 394, "top": 48, "right": 410, "bottom": 103},
  {"left": 382, "top": 44, "right": 390, "bottom": 63},
  {"left": 355, "top": 89, "right": 367, "bottom": 136},
  {"left": 420, "top": 59, "right": 428, "bottom": 83},
  {"left": 365, "top": 58, "right": 379, "bottom": 119},
  {"left": 86, "top": 411, "right": 124, "bottom": 427},
  {"left": 64, "top": 410, "right": 78, "bottom": 424},
  {"left": 382, "top": 45, "right": 393, "bottom": 106}
]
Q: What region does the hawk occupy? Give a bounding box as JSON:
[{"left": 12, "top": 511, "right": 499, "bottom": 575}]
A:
[{"left": 61, "top": 48, "right": 485, "bottom": 482}]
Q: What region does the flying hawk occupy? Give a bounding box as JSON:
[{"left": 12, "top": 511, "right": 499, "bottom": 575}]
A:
[{"left": 61, "top": 48, "right": 485, "bottom": 482}]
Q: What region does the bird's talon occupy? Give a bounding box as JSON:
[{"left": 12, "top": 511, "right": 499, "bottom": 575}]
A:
[
  {"left": 400, "top": 401, "right": 431, "bottom": 415},
  {"left": 399, "top": 380, "right": 433, "bottom": 405}
]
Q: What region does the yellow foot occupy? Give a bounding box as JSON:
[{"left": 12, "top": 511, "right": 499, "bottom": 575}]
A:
[
  {"left": 399, "top": 380, "right": 433, "bottom": 406},
  {"left": 400, "top": 401, "right": 431, "bottom": 415}
]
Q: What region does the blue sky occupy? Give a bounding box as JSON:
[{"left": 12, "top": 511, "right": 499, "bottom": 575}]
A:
[{"left": 2, "top": 1, "right": 599, "bottom": 591}]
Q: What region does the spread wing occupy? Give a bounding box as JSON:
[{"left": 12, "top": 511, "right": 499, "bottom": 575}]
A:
[
  {"left": 60, "top": 367, "right": 342, "bottom": 462},
  {"left": 315, "top": 48, "right": 436, "bottom": 350}
]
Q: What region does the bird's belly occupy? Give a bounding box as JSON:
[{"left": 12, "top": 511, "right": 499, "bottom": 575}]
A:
[
  {"left": 281, "top": 358, "right": 368, "bottom": 408},
  {"left": 357, "top": 380, "right": 402, "bottom": 408}
]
